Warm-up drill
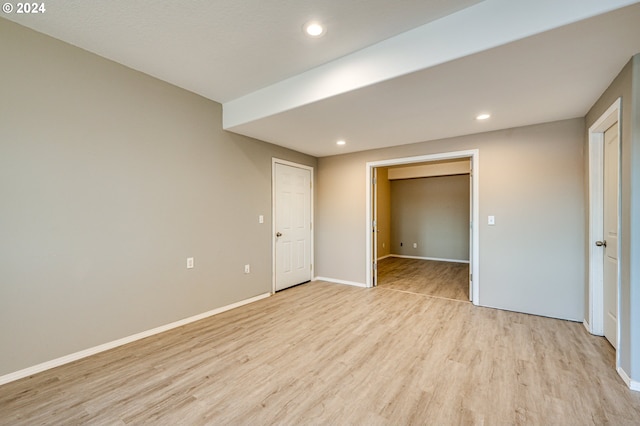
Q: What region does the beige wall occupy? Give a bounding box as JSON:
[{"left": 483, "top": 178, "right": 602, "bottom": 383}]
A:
[
  {"left": 584, "top": 54, "right": 640, "bottom": 381},
  {"left": 317, "top": 118, "right": 585, "bottom": 321},
  {"left": 0, "top": 19, "right": 316, "bottom": 376},
  {"left": 375, "top": 168, "right": 391, "bottom": 258},
  {"left": 390, "top": 175, "right": 470, "bottom": 261}
]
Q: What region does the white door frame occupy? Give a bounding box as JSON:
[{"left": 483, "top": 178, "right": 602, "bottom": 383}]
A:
[
  {"left": 365, "top": 149, "right": 480, "bottom": 305},
  {"left": 371, "top": 168, "right": 378, "bottom": 286},
  {"left": 272, "top": 158, "right": 314, "bottom": 294},
  {"left": 587, "top": 99, "right": 621, "bottom": 352}
]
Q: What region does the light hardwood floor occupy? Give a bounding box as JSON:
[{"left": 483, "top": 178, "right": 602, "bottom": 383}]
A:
[
  {"left": 378, "top": 256, "right": 469, "bottom": 301},
  {"left": 1, "top": 281, "right": 639, "bottom": 425}
]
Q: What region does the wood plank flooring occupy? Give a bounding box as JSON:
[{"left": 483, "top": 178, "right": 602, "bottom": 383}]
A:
[
  {"left": 1, "top": 281, "right": 639, "bottom": 425},
  {"left": 378, "top": 256, "right": 469, "bottom": 301}
]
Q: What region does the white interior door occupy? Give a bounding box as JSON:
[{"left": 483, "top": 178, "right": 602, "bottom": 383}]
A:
[
  {"left": 274, "top": 162, "right": 312, "bottom": 291},
  {"left": 468, "top": 166, "right": 473, "bottom": 302},
  {"left": 603, "top": 122, "right": 619, "bottom": 348}
]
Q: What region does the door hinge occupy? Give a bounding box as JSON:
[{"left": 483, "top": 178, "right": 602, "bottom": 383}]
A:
[
  {"left": 373, "top": 261, "right": 377, "bottom": 270},
  {"left": 310, "top": 264, "right": 313, "bottom": 271},
  {"left": 372, "top": 178, "right": 377, "bottom": 185},
  {"left": 470, "top": 274, "right": 472, "bottom": 282}
]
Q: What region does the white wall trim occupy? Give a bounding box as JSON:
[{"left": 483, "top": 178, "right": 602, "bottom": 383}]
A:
[
  {"left": 314, "top": 276, "right": 367, "bottom": 288},
  {"left": 617, "top": 366, "right": 640, "bottom": 392},
  {"left": 0, "top": 292, "right": 271, "bottom": 386},
  {"left": 365, "top": 149, "right": 480, "bottom": 305},
  {"left": 389, "top": 254, "right": 470, "bottom": 264},
  {"left": 377, "top": 254, "right": 393, "bottom": 261},
  {"left": 272, "top": 158, "right": 315, "bottom": 293},
  {"left": 583, "top": 319, "right": 591, "bottom": 334}
]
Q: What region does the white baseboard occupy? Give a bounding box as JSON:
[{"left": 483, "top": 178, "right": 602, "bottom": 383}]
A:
[
  {"left": 0, "top": 292, "right": 271, "bottom": 386},
  {"left": 617, "top": 366, "right": 640, "bottom": 392},
  {"left": 376, "top": 254, "right": 393, "bottom": 261},
  {"left": 390, "top": 254, "right": 470, "bottom": 264},
  {"left": 314, "top": 276, "right": 367, "bottom": 288},
  {"left": 583, "top": 319, "right": 591, "bottom": 334}
]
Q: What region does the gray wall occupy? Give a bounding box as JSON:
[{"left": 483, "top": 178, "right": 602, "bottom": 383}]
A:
[
  {"left": 390, "top": 175, "right": 470, "bottom": 261},
  {"left": 585, "top": 54, "right": 640, "bottom": 382},
  {"left": 0, "top": 19, "right": 316, "bottom": 376},
  {"left": 317, "top": 118, "right": 585, "bottom": 321}
]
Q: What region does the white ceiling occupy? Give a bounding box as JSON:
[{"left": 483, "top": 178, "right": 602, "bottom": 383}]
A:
[{"left": 5, "top": 0, "right": 640, "bottom": 157}]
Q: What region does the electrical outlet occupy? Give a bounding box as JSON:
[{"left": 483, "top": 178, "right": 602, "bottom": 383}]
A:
[
  {"left": 244, "top": 264, "right": 250, "bottom": 274},
  {"left": 259, "top": 215, "right": 264, "bottom": 224},
  {"left": 187, "top": 257, "right": 194, "bottom": 269},
  {"left": 413, "top": 243, "right": 418, "bottom": 248}
]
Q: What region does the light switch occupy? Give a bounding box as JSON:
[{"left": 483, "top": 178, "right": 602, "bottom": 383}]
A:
[
  {"left": 187, "top": 257, "right": 194, "bottom": 269},
  {"left": 259, "top": 215, "right": 264, "bottom": 224},
  {"left": 488, "top": 216, "right": 495, "bottom": 226}
]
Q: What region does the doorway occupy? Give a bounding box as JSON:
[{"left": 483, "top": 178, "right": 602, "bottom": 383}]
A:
[
  {"left": 376, "top": 169, "right": 471, "bottom": 301},
  {"left": 587, "top": 99, "right": 621, "bottom": 354},
  {"left": 272, "top": 159, "right": 313, "bottom": 292},
  {"left": 365, "top": 150, "right": 480, "bottom": 305}
]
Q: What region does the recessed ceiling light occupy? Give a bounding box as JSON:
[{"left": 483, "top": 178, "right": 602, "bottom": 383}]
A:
[
  {"left": 336, "top": 140, "right": 346, "bottom": 146},
  {"left": 476, "top": 113, "right": 491, "bottom": 120},
  {"left": 304, "top": 21, "right": 325, "bottom": 37}
]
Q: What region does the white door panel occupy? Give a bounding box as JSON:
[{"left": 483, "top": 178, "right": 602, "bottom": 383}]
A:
[
  {"left": 275, "top": 163, "right": 311, "bottom": 291},
  {"left": 603, "top": 123, "right": 619, "bottom": 349}
]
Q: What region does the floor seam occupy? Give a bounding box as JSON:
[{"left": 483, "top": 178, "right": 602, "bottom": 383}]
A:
[{"left": 376, "top": 286, "right": 471, "bottom": 304}]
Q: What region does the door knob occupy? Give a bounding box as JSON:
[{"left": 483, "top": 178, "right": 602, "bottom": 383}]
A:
[
  {"left": 276, "top": 232, "right": 282, "bottom": 237},
  {"left": 596, "top": 240, "right": 607, "bottom": 247}
]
